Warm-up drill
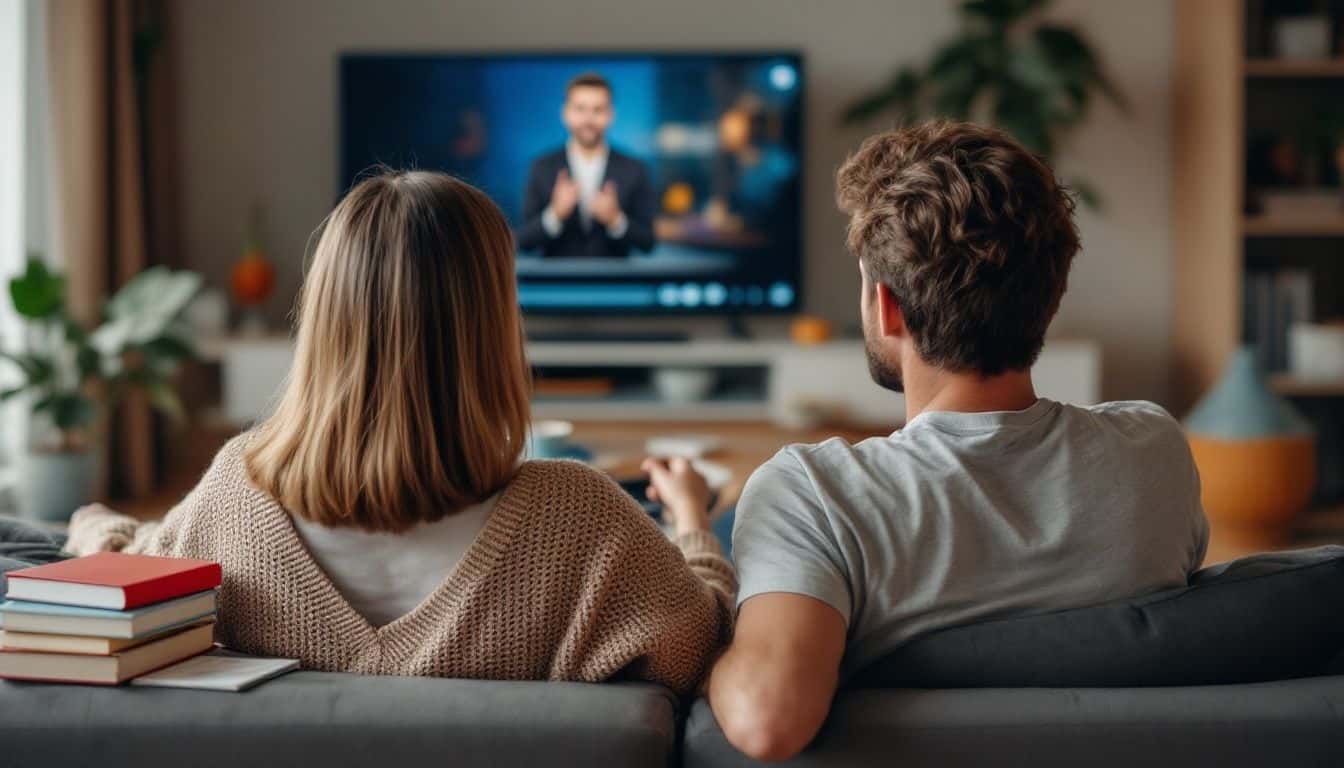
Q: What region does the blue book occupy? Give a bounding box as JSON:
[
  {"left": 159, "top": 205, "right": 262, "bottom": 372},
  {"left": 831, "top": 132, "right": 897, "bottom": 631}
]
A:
[{"left": 0, "top": 590, "right": 217, "bottom": 639}]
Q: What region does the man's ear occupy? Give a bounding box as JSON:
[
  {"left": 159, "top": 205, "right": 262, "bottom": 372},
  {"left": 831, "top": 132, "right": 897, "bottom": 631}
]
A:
[{"left": 875, "top": 283, "right": 906, "bottom": 339}]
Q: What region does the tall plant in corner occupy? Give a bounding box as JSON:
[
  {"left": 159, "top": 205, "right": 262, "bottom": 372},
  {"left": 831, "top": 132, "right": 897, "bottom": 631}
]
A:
[
  {"left": 841, "top": 0, "right": 1126, "bottom": 206},
  {"left": 1, "top": 257, "right": 201, "bottom": 520}
]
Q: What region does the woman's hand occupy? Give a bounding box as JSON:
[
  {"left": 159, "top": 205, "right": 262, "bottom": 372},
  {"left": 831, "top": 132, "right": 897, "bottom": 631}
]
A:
[
  {"left": 642, "top": 457, "right": 712, "bottom": 536},
  {"left": 64, "top": 504, "right": 136, "bottom": 556}
]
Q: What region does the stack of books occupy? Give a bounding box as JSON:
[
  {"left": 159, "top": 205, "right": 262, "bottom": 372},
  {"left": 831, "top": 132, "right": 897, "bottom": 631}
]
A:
[
  {"left": 1244, "top": 268, "right": 1313, "bottom": 373},
  {"left": 0, "top": 552, "right": 221, "bottom": 685}
]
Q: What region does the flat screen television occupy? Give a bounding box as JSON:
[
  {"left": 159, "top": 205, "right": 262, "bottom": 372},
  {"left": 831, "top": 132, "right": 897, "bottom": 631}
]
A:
[{"left": 340, "top": 51, "right": 804, "bottom": 315}]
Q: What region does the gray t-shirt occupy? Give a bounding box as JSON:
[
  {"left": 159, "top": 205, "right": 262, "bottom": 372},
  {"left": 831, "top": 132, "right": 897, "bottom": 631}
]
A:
[{"left": 733, "top": 399, "right": 1209, "bottom": 678}]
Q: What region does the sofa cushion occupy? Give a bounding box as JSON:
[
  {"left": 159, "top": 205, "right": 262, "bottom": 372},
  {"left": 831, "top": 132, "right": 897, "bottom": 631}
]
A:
[
  {"left": 854, "top": 546, "right": 1344, "bottom": 688},
  {"left": 0, "top": 672, "right": 678, "bottom": 768},
  {"left": 683, "top": 676, "right": 1344, "bottom": 768}
]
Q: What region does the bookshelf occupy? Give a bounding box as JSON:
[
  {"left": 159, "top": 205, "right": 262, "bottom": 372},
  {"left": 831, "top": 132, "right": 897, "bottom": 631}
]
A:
[
  {"left": 1242, "top": 213, "right": 1344, "bottom": 236},
  {"left": 1176, "top": 1, "right": 1344, "bottom": 518},
  {"left": 1175, "top": 1, "right": 1344, "bottom": 408},
  {"left": 1271, "top": 374, "right": 1344, "bottom": 397},
  {"left": 1244, "top": 58, "right": 1344, "bottom": 77}
]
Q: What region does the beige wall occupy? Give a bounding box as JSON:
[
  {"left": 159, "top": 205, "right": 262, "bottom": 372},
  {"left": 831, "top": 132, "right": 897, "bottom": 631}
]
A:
[{"left": 169, "top": 0, "right": 1173, "bottom": 403}]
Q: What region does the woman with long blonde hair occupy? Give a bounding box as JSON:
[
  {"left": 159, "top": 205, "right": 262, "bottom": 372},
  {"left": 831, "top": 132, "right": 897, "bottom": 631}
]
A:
[{"left": 63, "top": 170, "right": 734, "bottom": 694}]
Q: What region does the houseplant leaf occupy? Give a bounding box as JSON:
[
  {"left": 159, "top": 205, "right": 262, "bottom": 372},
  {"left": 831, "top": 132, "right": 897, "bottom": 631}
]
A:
[
  {"left": 8, "top": 259, "right": 65, "bottom": 320},
  {"left": 75, "top": 343, "right": 102, "bottom": 380},
  {"left": 928, "top": 38, "right": 991, "bottom": 120},
  {"left": 91, "top": 268, "right": 203, "bottom": 355},
  {"left": 994, "top": 81, "right": 1053, "bottom": 156},
  {"left": 50, "top": 394, "right": 96, "bottom": 431},
  {"left": 1069, "top": 178, "right": 1102, "bottom": 209},
  {"left": 837, "top": 0, "right": 1123, "bottom": 209},
  {"left": 960, "top": 0, "right": 1047, "bottom": 24},
  {"left": 144, "top": 378, "right": 186, "bottom": 424},
  {"left": 0, "top": 351, "right": 54, "bottom": 384},
  {"left": 842, "top": 67, "right": 923, "bottom": 124},
  {"left": 140, "top": 330, "right": 197, "bottom": 363},
  {"left": 1034, "top": 25, "right": 1128, "bottom": 114},
  {"left": 105, "top": 267, "right": 203, "bottom": 324}
]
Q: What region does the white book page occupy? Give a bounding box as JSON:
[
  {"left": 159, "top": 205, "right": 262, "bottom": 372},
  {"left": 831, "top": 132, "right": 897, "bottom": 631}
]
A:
[{"left": 130, "top": 648, "right": 299, "bottom": 691}]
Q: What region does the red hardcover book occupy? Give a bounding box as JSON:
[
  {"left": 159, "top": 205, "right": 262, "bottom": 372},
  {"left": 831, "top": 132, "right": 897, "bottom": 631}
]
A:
[{"left": 5, "top": 552, "right": 222, "bottom": 610}]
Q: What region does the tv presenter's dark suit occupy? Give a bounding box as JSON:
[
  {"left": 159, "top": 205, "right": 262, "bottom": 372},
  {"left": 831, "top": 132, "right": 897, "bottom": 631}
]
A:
[{"left": 517, "top": 148, "right": 657, "bottom": 259}]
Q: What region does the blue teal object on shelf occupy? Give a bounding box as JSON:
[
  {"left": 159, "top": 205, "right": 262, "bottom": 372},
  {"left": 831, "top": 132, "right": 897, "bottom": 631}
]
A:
[
  {"left": 1185, "top": 348, "right": 1312, "bottom": 439},
  {"left": 1184, "top": 347, "right": 1316, "bottom": 540}
]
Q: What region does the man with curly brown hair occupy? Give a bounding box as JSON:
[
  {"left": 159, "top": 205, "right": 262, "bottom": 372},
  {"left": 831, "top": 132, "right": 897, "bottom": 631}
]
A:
[{"left": 707, "top": 121, "right": 1208, "bottom": 761}]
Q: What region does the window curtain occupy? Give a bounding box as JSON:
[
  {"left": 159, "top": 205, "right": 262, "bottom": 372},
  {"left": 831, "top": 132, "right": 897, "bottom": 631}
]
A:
[
  {"left": 0, "top": 0, "right": 26, "bottom": 507},
  {"left": 46, "top": 0, "right": 178, "bottom": 500}
]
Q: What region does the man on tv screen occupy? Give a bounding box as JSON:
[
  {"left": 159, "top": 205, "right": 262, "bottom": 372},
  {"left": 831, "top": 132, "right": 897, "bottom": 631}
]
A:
[{"left": 516, "top": 72, "right": 657, "bottom": 259}]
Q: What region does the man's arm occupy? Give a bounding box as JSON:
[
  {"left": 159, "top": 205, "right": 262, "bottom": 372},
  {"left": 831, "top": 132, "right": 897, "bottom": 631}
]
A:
[
  {"left": 708, "top": 593, "right": 847, "bottom": 762},
  {"left": 715, "top": 449, "right": 853, "bottom": 761}
]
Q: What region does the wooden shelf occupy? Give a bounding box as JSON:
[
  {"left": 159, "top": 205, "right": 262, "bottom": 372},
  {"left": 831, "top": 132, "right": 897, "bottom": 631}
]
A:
[
  {"left": 1245, "top": 58, "right": 1344, "bottom": 77},
  {"left": 1297, "top": 504, "right": 1344, "bottom": 536},
  {"left": 1271, "top": 374, "right": 1344, "bottom": 396},
  {"left": 1242, "top": 213, "right": 1344, "bottom": 236}
]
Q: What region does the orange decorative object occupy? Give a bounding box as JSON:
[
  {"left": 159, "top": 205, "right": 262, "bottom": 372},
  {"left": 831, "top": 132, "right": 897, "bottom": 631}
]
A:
[
  {"left": 1184, "top": 348, "right": 1318, "bottom": 547},
  {"left": 231, "top": 249, "right": 276, "bottom": 307},
  {"left": 662, "top": 183, "right": 695, "bottom": 215},
  {"left": 790, "top": 315, "right": 833, "bottom": 345},
  {"left": 1186, "top": 435, "right": 1316, "bottom": 540}
]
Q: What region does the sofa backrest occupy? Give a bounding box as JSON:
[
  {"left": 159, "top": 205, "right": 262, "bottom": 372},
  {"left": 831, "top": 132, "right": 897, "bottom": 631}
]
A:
[{"left": 851, "top": 546, "right": 1344, "bottom": 688}]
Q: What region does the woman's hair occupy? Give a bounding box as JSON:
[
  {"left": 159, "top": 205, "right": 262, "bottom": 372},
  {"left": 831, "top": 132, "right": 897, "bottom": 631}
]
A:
[{"left": 244, "top": 170, "right": 531, "bottom": 532}]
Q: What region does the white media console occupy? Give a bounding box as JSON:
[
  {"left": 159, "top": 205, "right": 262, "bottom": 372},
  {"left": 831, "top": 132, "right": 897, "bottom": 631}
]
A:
[{"left": 199, "top": 336, "right": 1101, "bottom": 431}]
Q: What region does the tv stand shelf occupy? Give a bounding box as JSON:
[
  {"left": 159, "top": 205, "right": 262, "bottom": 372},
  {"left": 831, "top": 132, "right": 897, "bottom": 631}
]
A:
[
  {"left": 528, "top": 339, "right": 788, "bottom": 366},
  {"left": 528, "top": 339, "right": 810, "bottom": 422},
  {"left": 533, "top": 393, "right": 771, "bottom": 422},
  {"left": 196, "top": 336, "right": 1100, "bottom": 429}
]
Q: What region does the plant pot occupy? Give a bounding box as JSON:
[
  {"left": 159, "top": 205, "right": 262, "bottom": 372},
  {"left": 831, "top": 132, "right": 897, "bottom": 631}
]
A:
[
  {"left": 15, "top": 449, "right": 98, "bottom": 523},
  {"left": 1184, "top": 347, "right": 1316, "bottom": 545}
]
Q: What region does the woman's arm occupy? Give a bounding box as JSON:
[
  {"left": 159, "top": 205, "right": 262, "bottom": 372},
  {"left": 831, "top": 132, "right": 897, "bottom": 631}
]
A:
[
  {"left": 553, "top": 462, "right": 736, "bottom": 696},
  {"left": 65, "top": 504, "right": 161, "bottom": 556},
  {"left": 643, "top": 457, "right": 737, "bottom": 607},
  {"left": 65, "top": 478, "right": 209, "bottom": 558}
]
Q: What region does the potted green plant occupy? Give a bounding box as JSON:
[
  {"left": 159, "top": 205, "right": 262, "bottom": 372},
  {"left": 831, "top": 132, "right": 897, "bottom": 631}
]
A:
[
  {"left": 1, "top": 258, "right": 202, "bottom": 521},
  {"left": 841, "top": 0, "right": 1126, "bottom": 206}
]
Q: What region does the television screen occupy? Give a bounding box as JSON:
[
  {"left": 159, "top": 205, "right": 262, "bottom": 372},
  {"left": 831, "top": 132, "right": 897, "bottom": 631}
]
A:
[{"left": 340, "top": 52, "right": 803, "bottom": 314}]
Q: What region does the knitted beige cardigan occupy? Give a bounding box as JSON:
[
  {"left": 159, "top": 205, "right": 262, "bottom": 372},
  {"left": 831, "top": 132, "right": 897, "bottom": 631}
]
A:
[{"left": 67, "top": 435, "right": 737, "bottom": 695}]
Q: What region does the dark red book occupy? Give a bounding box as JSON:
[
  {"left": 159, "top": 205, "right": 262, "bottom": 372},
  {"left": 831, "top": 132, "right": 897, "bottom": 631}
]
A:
[{"left": 5, "top": 552, "right": 222, "bottom": 610}]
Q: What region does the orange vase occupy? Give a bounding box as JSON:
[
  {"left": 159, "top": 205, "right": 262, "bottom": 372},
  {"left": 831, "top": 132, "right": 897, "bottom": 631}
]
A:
[
  {"left": 1184, "top": 348, "right": 1316, "bottom": 546},
  {"left": 231, "top": 248, "right": 275, "bottom": 307},
  {"left": 1186, "top": 435, "right": 1315, "bottom": 543}
]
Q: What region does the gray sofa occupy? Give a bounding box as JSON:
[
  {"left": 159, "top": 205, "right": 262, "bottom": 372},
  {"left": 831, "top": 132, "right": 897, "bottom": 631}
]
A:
[
  {"left": 2, "top": 672, "right": 1342, "bottom": 767},
  {"left": 0, "top": 673, "right": 677, "bottom": 767},
  {"left": 3, "top": 531, "right": 1342, "bottom": 766},
  {"left": 687, "top": 676, "right": 1344, "bottom": 767}
]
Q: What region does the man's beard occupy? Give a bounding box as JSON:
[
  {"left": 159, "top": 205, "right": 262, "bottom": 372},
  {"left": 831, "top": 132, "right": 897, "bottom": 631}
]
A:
[
  {"left": 865, "top": 337, "right": 904, "bottom": 393},
  {"left": 573, "top": 129, "right": 603, "bottom": 149}
]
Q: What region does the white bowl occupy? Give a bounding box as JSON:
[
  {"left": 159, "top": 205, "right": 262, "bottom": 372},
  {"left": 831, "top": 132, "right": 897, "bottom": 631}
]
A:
[{"left": 652, "top": 368, "right": 717, "bottom": 404}]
